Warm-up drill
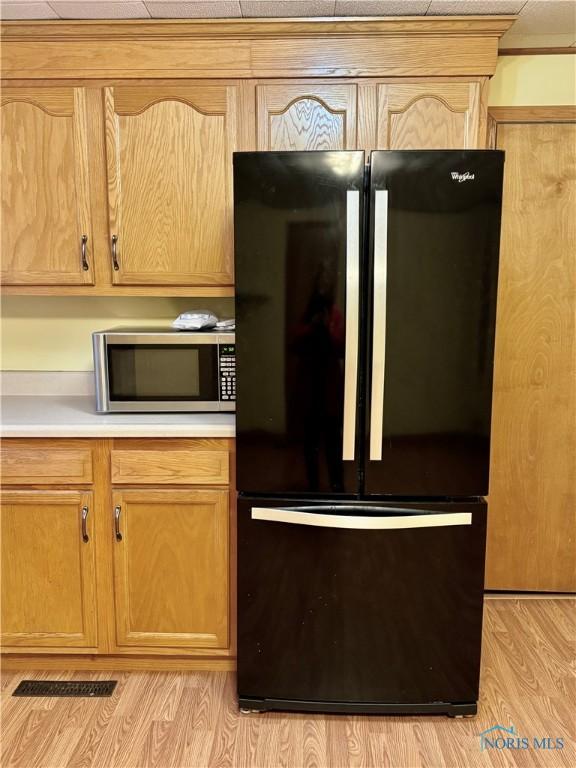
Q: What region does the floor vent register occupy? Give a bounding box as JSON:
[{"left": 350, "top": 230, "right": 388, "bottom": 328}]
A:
[{"left": 12, "top": 680, "right": 117, "bottom": 698}]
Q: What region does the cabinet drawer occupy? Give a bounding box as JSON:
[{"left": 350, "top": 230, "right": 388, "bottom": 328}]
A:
[
  {"left": 1, "top": 446, "right": 93, "bottom": 485},
  {"left": 111, "top": 450, "right": 229, "bottom": 485}
]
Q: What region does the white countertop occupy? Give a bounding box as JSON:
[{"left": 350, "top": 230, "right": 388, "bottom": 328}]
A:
[
  {"left": 0, "top": 395, "right": 236, "bottom": 438},
  {"left": 0, "top": 374, "right": 235, "bottom": 438}
]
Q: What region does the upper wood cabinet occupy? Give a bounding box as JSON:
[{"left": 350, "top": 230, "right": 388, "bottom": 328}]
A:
[
  {"left": 1, "top": 87, "right": 94, "bottom": 285},
  {"left": 256, "top": 83, "right": 357, "bottom": 151},
  {"left": 104, "top": 84, "right": 237, "bottom": 286},
  {"left": 371, "top": 81, "right": 483, "bottom": 150},
  {"left": 1, "top": 490, "right": 98, "bottom": 650}
]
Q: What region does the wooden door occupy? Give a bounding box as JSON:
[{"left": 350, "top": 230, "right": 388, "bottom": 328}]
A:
[
  {"left": 1, "top": 87, "right": 94, "bottom": 285},
  {"left": 371, "top": 81, "right": 482, "bottom": 150},
  {"left": 256, "top": 82, "right": 357, "bottom": 150},
  {"left": 112, "top": 488, "right": 229, "bottom": 650},
  {"left": 104, "top": 84, "right": 237, "bottom": 286},
  {"left": 486, "top": 121, "right": 576, "bottom": 592},
  {"left": 1, "top": 490, "right": 97, "bottom": 650}
]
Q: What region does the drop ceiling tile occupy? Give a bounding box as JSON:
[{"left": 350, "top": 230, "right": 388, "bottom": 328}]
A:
[
  {"left": 335, "top": 1, "right": 429, "bottom": 15},
  {"left": 508, "top": 0, "right": 576, "bottom": 35},
  {"left": 240, "top": 0, "right": 336, "bottom": 17},
  {"left": 48, "top": 1, "right": 150, "bottom": 18},
  {"left": 1, "top": 1, "right": 58, "bottom": 18},
  {"left": 145, "top": 0, "right": 241, "bottom": 16},
  {"left": 428, "top": 0, "right": 526, "bottom": 14}
]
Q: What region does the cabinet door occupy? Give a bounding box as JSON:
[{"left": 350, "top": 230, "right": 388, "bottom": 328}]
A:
[
  {"left": 1, "top": 490, "right": 97, "bottom": 650},
  {"left": 1, "top": 87, "right": 94, "bottom": 285},
  {"left": 486, "top": 122, "right": 576, "bottom": 592},
  {"left": 256, "top": 83, "right": 357, "bottom": 150},
  {"left": 374, "top": 82, "right": 481, "bottom": 150},
  {"left": 104, "top": 84, "right": 237, "bottom": 286},
  {"left": 112, "top": 489, "right": 229, "bottom": 650}
]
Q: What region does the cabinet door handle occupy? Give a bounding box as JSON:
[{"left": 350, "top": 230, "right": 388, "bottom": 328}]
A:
[
  {"left": 81, "top": 235, "right": 89, "bottom": 271},
  {"left": 114, "top": 505, "right": 123, "bottom": 541},
  {"left": 81, "top": 505, "right": 89, "bottom": 543},
  {"left": 111, "top": 235, "right": 120, "bottom": 271}
]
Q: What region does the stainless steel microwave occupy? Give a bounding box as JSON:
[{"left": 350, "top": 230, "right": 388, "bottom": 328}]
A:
[{"left": 92, "top": 328, "right": 235, "bottom": 413}]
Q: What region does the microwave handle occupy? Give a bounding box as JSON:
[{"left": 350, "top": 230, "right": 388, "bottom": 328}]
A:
[{"left": 92, "top": 333, "right": 110, "bottom": 413}]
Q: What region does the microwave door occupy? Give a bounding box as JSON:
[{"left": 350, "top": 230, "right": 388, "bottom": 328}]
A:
[{"left": 93, "top": 332, "right": 232, "bottom": 412}]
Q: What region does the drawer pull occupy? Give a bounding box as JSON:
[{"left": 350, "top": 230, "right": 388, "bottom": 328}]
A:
[
  {"left": 252, "top": 507, "right": 472, "bottom": 530},
  {"left": 81, "top": 505, "right": 89, "bottom": 543},
  {"left": 114, "top": 505, "right": 123, "bottom": 541}
]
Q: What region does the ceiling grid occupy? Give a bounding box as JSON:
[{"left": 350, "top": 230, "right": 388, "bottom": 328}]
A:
[{"left": 1, "top": 0, "right": 575, "bottom": 47}]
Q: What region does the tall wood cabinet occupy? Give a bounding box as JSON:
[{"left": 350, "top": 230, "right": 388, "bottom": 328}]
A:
[
  {"left": 486, "top": 116, "right": 576, "bottom": 593},
  {"left": 1, "top": 87, "right": 94, "bottom": 285},
  {"left": 104, "top": 84, "right": 237, "bottom": 286}
]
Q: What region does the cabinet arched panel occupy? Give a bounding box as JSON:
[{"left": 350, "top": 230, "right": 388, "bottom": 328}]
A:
[
  {"left": 376, "top": 82, "right": 481, "bottom": 150},
  {"left": 105, "top": 84, "right": 237, "bottom": 286},
  {"left": 1, "top": 88, "right": 94, "bottom": 285},
  {"left": 257, "top": 83, "right": 357, "bottom": 151}
]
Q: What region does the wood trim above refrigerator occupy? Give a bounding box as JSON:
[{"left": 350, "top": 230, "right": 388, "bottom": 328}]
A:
[{"left": 0, "top": 17, "right": 515, "bottom": 80}]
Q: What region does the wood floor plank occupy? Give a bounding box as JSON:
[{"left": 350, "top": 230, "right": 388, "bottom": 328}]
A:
[{"left": 0, "top": 599, "right": 574, "bottom": 768}]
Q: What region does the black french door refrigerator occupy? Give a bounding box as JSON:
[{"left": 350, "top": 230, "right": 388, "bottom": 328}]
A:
[{"left": 233, "top": 150, "right": 504, "bottom": 716}]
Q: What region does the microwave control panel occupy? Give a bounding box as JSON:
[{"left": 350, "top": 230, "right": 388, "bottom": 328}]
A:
[{"left": 219, "top": 344, "right": 236, "bottom": 402}]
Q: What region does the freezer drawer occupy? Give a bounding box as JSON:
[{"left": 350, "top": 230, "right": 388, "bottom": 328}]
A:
[{"left": 238, "top": 497, "right": 486, "bottom": 715}]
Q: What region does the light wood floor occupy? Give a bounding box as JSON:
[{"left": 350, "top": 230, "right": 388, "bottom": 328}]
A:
[{"left": 1, "top": 598, "right": 574, "bottom": 768}]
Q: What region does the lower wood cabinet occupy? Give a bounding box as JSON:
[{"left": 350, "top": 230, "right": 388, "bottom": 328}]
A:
[
  {"left": 0, "top": 438, "right": 234, "bottom": 666},
  {"left": 112, "top": 488, "right": 229, "bottom": 650},
  {"left": 1, "top": 490, "right": 98, "bottom": 650}
]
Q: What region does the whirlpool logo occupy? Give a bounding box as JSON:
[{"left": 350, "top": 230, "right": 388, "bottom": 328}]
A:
[
  {"left": 479, "top": 724, "right": 564, "bottom": 752},
  {"left": 451, "top": 171, "right": 475, "bottom": 182}
]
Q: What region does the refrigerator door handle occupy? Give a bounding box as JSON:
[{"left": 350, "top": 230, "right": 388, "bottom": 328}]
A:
[
  {"left": 251, "top": 507, "right": 472, "bottom": 530},
  {"left": 342, "top": 189, "right": 361, "bottom": 461},
  {"left": 370, "top": 189, "right": 388, "bottom": 461}
]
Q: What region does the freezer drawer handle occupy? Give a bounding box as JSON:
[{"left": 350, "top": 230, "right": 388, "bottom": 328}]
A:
[
  {"left": 370, "top": 189, "right": 388, "bottom": 461},
  {"left": 251, "top": 507, "right": 472, "bottom": 530},
  {"left": 343, "top": 189, "right": 360, "bottom": 462}
]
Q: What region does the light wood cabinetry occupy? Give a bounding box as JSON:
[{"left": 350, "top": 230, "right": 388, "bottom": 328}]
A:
[
  {"left": 360, "top": 80, "right": 486, "bottom": 150},
  {"left": 1, "top": 86, "right": 94, "bottom": 286},
  {"left": 111, "top": 447, "right": 229, "bottom": 485},
  {"left": 1, "top": 490, "right": 97, "bottom": 650},
  {"left": 256, "top": 82, "right": 357, "bottom": 151},
  {"left": 486, "top": 115, "right": 576, "bottom": 593},
  {"left": 0, "top": 18, "right": 509, "bottom": 296},
  {"left": 0, "top": 437, "right": 234, "bottom": 667},
  {"left": 112, "top": 488, "right": 229, "bottom": 650},
  {"left": 104, "top": 84, "right": 237, "bottom": 286},
  {"left": 1, "top": 444, "right": 93, "bottom": 484}
]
